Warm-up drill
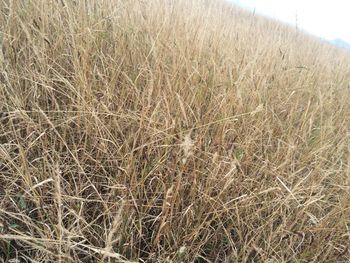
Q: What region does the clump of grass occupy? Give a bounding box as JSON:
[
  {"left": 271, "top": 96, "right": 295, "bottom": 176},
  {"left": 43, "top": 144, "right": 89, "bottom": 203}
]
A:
[{"left": 1, "top": 0, "right": 350, "bottom": 262}]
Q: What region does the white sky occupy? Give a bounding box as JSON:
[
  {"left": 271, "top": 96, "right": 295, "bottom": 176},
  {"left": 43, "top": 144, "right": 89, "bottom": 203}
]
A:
[{"left": 228, "top": 0, "right": 350, "bottom": 43}]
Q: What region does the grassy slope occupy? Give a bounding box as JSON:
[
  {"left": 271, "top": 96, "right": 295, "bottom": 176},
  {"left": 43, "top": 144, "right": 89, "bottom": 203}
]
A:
[{"left": 1, "top": 0, "right": 350, "bottom": 262}]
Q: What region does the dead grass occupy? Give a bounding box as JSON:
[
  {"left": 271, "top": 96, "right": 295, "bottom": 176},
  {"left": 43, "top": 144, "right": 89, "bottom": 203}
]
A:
[{"left": 1, "top": 0, "right": 350, "bottom": 262}]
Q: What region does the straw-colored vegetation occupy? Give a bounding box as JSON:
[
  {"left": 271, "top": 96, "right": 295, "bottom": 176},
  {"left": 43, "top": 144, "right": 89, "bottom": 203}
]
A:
[{"left": 1, "top": 0, "right": 350, "bottom": 262}]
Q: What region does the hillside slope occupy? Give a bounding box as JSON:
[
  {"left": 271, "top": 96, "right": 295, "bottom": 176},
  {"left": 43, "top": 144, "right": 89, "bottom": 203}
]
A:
[
  {"left": 1, "top": 0, "right": 350, "bottom": 262},
  {"left": 330, "top": 38, "right": 350, "bottom": 50}
]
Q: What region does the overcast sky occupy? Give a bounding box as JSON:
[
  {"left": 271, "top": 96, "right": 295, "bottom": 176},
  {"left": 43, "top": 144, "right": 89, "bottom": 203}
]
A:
[{"left": 228, "top": 0, "right": 350, "bottom": 43}]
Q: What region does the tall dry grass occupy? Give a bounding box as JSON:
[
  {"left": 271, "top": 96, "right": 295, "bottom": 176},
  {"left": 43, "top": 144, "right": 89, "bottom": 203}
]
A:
[{"left": 1, "top": 0, "right": 350, "bottom": 262}]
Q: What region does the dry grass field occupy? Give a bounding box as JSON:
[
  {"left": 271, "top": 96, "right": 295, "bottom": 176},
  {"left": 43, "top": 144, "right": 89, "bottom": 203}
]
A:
[{"left": 1, "top": 0, "right": 350, "bottom": 262}]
